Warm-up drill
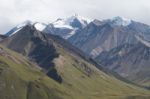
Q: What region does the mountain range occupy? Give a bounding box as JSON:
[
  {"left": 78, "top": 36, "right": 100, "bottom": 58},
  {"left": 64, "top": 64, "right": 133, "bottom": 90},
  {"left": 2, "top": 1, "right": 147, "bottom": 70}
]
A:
[
  {"left": 0, "top": 15, "right": 150, "bottom": 99},
  {"left": 68, "top": 16, "right": 150, "bottom": 87}
]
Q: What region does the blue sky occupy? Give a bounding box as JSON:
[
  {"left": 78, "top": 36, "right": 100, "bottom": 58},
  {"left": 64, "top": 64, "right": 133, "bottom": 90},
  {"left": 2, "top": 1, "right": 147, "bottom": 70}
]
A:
[{"left": 0, "top": 0, "right": 150, "bottom": 34}]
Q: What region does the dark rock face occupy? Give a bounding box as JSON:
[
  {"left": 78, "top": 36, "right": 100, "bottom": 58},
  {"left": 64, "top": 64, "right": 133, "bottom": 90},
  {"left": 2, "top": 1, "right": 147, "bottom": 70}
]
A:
[{"left": 47, "top": 69, "right": 62, "bottom": 83}]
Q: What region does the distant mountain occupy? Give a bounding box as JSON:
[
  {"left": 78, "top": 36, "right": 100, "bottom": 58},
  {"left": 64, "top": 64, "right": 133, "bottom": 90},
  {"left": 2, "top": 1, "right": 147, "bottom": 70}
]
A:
[
  {"left": 69, "top": 16, "right": 150, "bottom": 57},
  {"left": 1, "top": 22, "right": 150, "bottom": 99},
  {"left": 68, "top": 16, "right": 150, "bottom": 87},
  {"left": 44, "top": 15, "right": 91, "bottom": 39},
  {"left": 52, "top": 14, "right": 90, "bottom": 29},
  {"left": 5, "top": 15, "right": 90, "bottom": 40}
]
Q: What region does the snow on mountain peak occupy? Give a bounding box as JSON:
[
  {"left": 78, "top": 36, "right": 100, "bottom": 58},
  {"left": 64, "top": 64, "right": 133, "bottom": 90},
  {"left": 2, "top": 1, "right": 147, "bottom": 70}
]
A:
[
  {"left": 52, "top": 15, "right": 91, "bottom": 29},
  {"left": 111, "top": 16, "right": 131, "bottom": 26},
  {"left": 15, "top": 21, "right": 47, "bottom": 31},
  {"left": 34, "top": 22, "right": 47, "bottom": 31},
  {"left": 5, "top": 21, "right": 47, "bottom": 36},
  {"left": 47, "top": 15, "right": 92, "bottom": 39},
  {"left": 65, "top": 14, "right": 91, "bottom": 25},
  {"left": 5, "top": 20, "right": 33, "bottom": 36}
]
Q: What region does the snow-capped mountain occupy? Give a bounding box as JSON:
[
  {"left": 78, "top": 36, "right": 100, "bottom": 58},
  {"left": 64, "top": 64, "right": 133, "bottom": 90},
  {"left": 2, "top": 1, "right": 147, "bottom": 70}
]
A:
[
  {"left": 53, "top": 14, "right": 91, "bottom": 29},
  {"left": 5, "top": 15, "right": 91, "bottom": 39},
  {"left": 44, "top": 15, "right": 91, "bottom": 39},
  {"left": 5, "top": 16, "right": 150, "bottom": 44}
]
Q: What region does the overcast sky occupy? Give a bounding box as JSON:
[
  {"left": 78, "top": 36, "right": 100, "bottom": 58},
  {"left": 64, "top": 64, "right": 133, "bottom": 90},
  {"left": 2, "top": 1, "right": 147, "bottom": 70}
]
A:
[{"left": 0, "top": 0, "right": 150, "bottom": 34}]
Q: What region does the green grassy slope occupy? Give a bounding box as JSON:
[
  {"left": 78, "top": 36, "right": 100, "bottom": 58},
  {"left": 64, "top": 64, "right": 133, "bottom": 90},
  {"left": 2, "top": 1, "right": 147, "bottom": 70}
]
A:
[{"left": 0, "top": 45, "right": 149, "bottom": 99}]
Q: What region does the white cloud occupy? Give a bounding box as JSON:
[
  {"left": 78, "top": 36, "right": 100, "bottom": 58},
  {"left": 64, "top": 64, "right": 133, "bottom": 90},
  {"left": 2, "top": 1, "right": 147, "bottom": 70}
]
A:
[{"left": 0, "top": 0, "right": 150, "bottom": 34}]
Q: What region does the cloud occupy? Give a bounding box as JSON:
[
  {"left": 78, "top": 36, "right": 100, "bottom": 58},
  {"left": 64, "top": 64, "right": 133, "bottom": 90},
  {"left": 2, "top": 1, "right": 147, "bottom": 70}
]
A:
[{"left": 0, "top": 0, "right": 150, "bottom": 34}]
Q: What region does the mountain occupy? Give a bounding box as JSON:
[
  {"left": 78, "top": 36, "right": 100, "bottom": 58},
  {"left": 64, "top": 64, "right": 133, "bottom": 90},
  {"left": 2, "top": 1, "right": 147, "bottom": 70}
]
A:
[
  {"left": 69, "top": 16, "right": 150, "bottom": 57},
  {"left": 68, "top": 16, "right": 150, "bottom": 87},
  {"left": 1, "top": 23, "right": 150, "bottom": 99},
  {"left": 43, "top": 15, "right": 91, "bottom": 39},
  {"left": 2, "top": 24, "right": 64, "bottom": 82},
  {"left": 5, "top": 15, "right": 90, "bottom": 40}
]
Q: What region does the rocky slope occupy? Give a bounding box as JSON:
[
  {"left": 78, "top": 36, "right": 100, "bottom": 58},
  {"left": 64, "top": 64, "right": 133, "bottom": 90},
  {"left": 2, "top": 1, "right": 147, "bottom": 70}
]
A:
[{"left": 95, "top": 41, "right": 150, "bottom": 87}]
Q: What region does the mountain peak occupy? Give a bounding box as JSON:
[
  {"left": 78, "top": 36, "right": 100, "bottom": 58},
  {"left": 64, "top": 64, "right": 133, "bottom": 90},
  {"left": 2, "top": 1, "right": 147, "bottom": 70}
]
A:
[
  {"left": 67, "top": 14, "right": 91, "bottom": 23},
  {"left": 46, "top": 15, "right": 92, "bottom": 39},
  {"left": 53, "top": 15, "right": 91, "bottom": 29},
  {"left": 5, "top": 20, "right": 33, "bottom": 36},
  {"left": 5, "top": 21, "right": 47, "bottom": 36},
  {"left": 110, "top": 16, "right": 131, "bottom": 26}
]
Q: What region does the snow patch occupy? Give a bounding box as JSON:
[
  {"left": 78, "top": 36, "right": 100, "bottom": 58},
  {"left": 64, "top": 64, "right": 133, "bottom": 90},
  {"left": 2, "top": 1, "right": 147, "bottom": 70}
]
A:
[
  {"left": 54, "top": 25, "right": 73, "bottom": 29},
  {"left": 34, "top": 23, "right": 47, "bottom": 31},
  {"left": 53, "top": 19, "right": 73, "bottom": 29}
]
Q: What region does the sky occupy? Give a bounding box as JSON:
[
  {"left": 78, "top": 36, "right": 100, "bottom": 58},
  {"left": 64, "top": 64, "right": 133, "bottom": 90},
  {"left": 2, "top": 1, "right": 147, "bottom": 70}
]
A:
[{"left": 0, "top": 0, "right": 150, "bottom": 34}]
